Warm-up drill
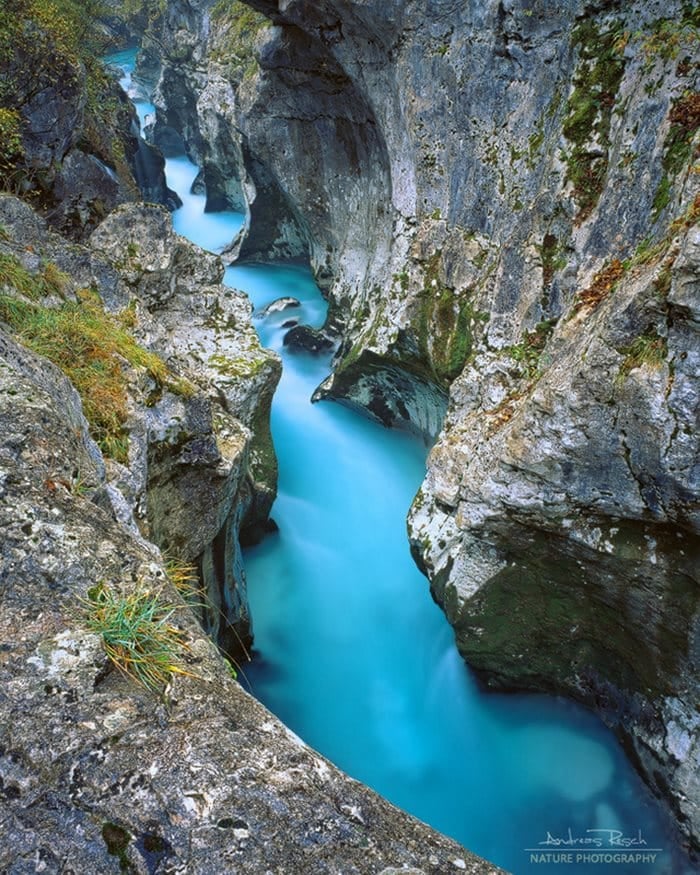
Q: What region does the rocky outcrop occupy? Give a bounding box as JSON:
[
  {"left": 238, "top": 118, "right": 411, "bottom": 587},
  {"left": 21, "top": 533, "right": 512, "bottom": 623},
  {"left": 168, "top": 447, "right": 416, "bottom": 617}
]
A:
[
  {"left": 143, "top": 0, "right": 699, "bottom": 854},
  {"left": 0, "top": 1, "right": 177, "bottom": 238},
  {"left": 0, "top": 320, "right": 500, "bottom": 874},
  {"left": 410, "top": 208, "right": 700, "bottom": 848},
  {"left": 283, "top": 324, "right": 336, "bottom": 354},
  {"left": 91, "top": 202, "right": 282, "bottom": 659},
  {"left": 0, "top": 194, "right": 280, "bottom": 662}
]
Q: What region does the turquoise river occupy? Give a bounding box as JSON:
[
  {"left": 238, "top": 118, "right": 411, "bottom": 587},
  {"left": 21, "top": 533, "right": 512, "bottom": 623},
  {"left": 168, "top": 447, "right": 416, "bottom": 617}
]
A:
[{"left": 108, "top": 49, "right": 692, "bottom": 875}]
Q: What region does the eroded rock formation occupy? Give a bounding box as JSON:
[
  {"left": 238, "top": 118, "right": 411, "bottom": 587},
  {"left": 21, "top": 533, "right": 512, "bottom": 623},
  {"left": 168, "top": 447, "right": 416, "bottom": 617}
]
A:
[
  {"left": 0, "top": 6, "right": 505, "bottom": 868},
  {"left": 0, "top": 0, "right": 177, "bottom": 238},
  {"left": 0, "top": 193, "right": 280, "bottom": 659},
  {"left": 0, "top": 317, "right": 497, "bottom": 873},
  {"left": 143, "top": 0, "right": 700, "bottom": 853}
]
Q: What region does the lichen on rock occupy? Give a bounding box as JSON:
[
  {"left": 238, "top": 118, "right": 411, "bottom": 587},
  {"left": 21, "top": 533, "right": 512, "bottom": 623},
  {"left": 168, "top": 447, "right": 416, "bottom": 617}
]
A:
[{"left": 143, "top": 0, "right": 700, "bottom": 855}]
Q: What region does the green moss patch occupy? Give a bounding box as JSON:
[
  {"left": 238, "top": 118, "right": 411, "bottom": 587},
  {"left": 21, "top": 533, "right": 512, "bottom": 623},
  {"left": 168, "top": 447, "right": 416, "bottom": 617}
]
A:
[
  {"left": 538, "top": 233, "right": 567, "bottom": 287},
  {"left": 652, "top": 91, "right": 700, "bottom": 221},
  {"left": 210, "top": 0, "right": 269, "bottom": 81},
  {"left": 562, "top": 20, "right": 626, "bottom": 221},
  {"left": 416, "top": 252, "right": 488, "bottom": 385}
]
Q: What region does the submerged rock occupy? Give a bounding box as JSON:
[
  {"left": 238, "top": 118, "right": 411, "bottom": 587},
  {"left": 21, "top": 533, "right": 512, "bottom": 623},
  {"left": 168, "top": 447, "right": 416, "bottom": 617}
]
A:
[
  {"left": 283, "top": 324, "right": 335, "bottom": 354},
  {"left": 258, "top": 295, "right": 301, "bottom": 316}
]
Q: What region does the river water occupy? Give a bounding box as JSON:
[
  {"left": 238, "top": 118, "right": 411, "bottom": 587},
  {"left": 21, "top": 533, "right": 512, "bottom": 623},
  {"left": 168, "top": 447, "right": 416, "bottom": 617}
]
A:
[{"left": 108, "top": 49, "right": 691, "bottom": 875}]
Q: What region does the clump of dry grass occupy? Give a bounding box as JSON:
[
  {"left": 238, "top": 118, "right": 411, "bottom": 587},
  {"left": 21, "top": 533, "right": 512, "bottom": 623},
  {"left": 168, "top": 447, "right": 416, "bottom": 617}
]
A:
[
  {"left": 0, "top": 257, "right": 188, "bottom": 462},
  {"left": 83, "top": 581, "right": 193, "bottom": 691}
]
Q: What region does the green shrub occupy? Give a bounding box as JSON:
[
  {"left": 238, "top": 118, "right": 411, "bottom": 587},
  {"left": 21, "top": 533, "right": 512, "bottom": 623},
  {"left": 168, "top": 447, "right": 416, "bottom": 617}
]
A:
[
  {"left": 618, "top": 332, "right": 667, "bottom": 379},
  {"left": 0, "top": 109, "right": 23, "bottom": 182}
]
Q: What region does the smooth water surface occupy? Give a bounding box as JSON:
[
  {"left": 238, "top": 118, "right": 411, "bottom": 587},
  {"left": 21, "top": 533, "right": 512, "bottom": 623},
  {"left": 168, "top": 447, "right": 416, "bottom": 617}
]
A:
[
  {"left": 228, "top": 264, "right": 688, "bottom": 875},
  {"left": 108, "top": 48, "right": 691, "bottom": 874}
]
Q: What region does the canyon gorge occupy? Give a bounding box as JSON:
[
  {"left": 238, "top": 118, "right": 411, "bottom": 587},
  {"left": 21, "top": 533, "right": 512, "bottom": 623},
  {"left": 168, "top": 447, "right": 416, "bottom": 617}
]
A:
[{"left": 0, "top": 0, "right": 698, "bottom": 872}]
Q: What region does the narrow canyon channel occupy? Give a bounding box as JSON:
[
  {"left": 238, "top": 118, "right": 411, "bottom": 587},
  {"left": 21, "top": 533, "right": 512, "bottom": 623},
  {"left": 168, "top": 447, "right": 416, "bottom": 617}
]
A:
[{"left": 109, "top": 49, "right": 692, "bottom": 875}]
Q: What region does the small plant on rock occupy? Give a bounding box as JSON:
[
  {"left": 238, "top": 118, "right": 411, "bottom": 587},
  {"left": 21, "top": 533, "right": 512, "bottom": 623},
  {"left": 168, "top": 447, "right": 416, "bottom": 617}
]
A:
[
  {"left": 83, "top": 581, "right": 193, "bottom": 691},
  {"left": 617, "top": 331, "right": 667, "bottom": 379}
]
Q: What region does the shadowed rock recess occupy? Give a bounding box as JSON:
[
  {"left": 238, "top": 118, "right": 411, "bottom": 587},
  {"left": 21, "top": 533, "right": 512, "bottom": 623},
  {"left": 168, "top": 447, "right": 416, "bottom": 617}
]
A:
[{"left": 142, "top": 0, "right": 700, "bottom": 856}]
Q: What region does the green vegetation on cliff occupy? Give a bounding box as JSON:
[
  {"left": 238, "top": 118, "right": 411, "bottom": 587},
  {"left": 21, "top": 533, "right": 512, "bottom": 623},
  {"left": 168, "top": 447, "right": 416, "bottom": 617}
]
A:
[
  {"left": 562, "top": 20, "right": 626, "bottom": 221},
  {"left": 417, "top": 252, "right": 487, "bottom": 384},
  {"left": 0, "top": 109, "right": 24, "bottom": 179},
  {"left": 116, "top": 0, "right": 165, "bottom": 24},
  {"left": 652, "top": 91, "right": 700, "bottom": 219},
  {"left": 0, "top": 254, "right": 187, "bottom": 461},
  {"left": 83, "top": 580, "right": 192, "bottom": 691},
  {"left": 0, "top": 0, "right": 137, "bottom": 205},
  {"left": 210, "top": 0, "right": 269, "bottom": 80}
]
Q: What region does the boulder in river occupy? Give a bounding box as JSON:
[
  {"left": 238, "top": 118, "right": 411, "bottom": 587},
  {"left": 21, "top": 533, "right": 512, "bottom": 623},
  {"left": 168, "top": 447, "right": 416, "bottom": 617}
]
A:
[
  {"left": 283, "top": 324, "right": 335, "bottom": 355},
  {"left": 258, "top": 296, "right": 302, "bottom": 317}
]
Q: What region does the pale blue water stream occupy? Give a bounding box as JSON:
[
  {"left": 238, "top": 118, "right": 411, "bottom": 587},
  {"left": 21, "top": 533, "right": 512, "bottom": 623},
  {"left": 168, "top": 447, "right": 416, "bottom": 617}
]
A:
[{"left": 107, "top": 49, "right": 692, "bottom": 875}]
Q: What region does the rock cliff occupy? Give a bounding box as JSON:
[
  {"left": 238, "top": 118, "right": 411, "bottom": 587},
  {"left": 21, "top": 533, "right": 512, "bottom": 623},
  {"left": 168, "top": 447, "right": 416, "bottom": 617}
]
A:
[
  {"left": 143, "top": 0, "right": 700, "bottom": 854},
  {"left": 0, "top": 0, "right": 177, "bottom": 238},
  {"left": 0, "top": 193, "right": 281, "bottom": 661},
  {"left": 0, "top": 302, "right": 497, "bottom": 874}
]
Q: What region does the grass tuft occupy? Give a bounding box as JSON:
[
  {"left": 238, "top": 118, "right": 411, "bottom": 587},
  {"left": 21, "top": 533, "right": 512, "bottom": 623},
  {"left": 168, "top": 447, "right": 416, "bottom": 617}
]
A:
[
  {"left": 618, "top": 332, "right": 667, "bottom": 379},
  {"left": 83, "top": 581, "right": 193, "bottom": 692},
  {"left": 652, "top": 91, "right": 700, "bottom": 220},
  {"left": 506, "top": 319, "right": 557, "bottom": 379},
  {"left": 165, "top": 556, "right": 205, "bottom": 609}
]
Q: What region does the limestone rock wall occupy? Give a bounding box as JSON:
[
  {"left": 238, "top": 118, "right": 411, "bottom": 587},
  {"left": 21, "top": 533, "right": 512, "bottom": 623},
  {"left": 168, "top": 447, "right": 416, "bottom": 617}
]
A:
[
  {"left": 0, "top": 194, "right": 280, "bottom": 661},
  {"left": 0, "top": 1, "right": 177, "bottom": 239},
  {"left": 0, "top": 319, "right": 499, "bottom": 874},
  {"left": 143, "top": 0, "right": 699, "bottom": 853}
]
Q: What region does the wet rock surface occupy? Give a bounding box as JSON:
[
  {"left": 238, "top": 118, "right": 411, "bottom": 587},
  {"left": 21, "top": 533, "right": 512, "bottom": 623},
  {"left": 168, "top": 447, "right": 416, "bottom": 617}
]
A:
[
  {"left": 258, "top": 295, "right": 301, "bottom": 316},
  {"left": 283, "top": 324, "right": 335, "bottom": 354}
]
